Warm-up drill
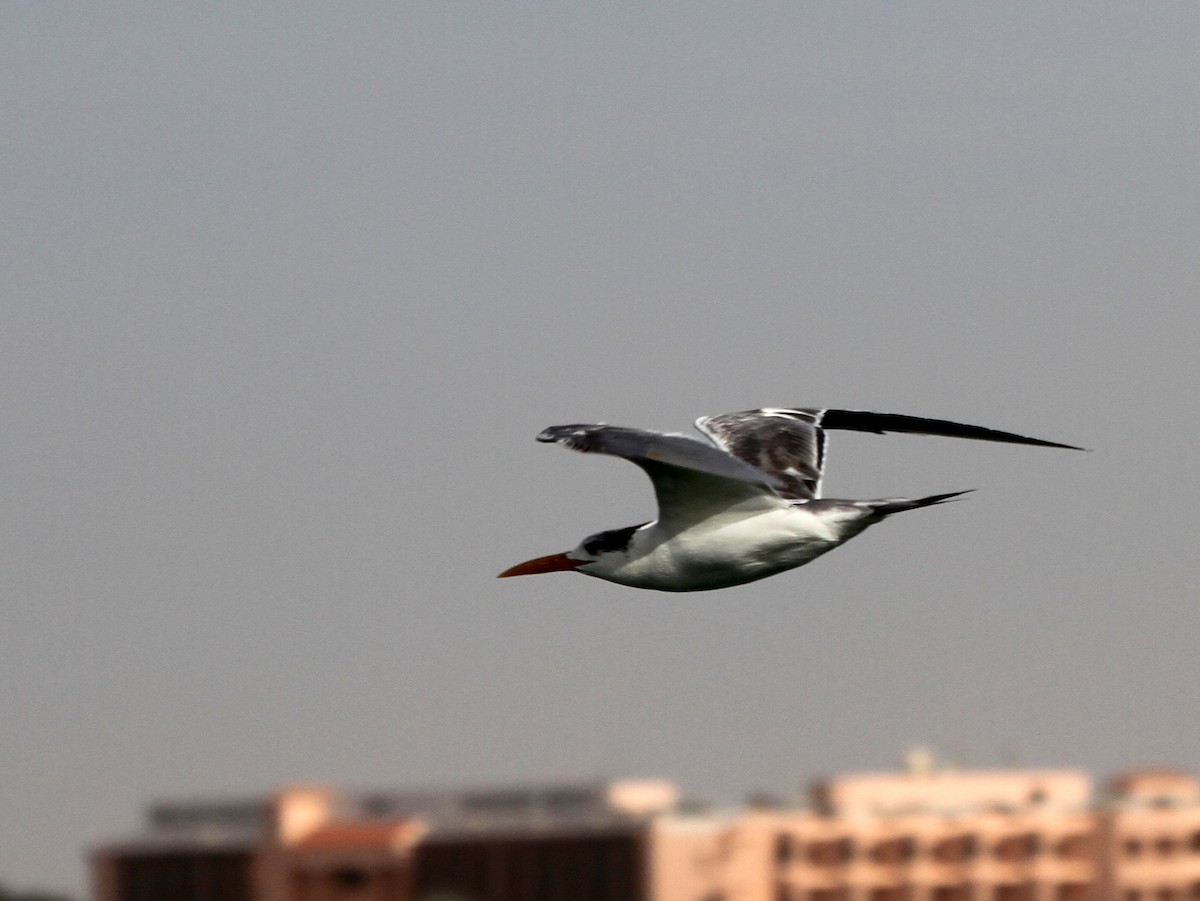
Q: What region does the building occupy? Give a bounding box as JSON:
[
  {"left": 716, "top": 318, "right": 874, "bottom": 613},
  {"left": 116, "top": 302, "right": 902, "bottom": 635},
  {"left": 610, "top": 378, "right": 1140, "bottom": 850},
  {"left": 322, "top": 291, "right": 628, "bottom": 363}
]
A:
[
  {"left": 92, "top": 779, "right": 675, "bottom": 901},
  {"left": 1095, "top": 771, "right": 1200, "bottom": 901},
  {"left": 725, "top": 767, "right": 1097, "bottom": 901},
  {"left": 91, "top": 765, "right": 1200, "bottom": 901}
]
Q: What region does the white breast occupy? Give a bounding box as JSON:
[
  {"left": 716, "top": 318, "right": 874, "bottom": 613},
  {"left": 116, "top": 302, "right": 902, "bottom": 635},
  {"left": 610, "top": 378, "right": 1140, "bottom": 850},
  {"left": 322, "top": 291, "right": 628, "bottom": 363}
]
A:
[{"left": 581, "top": 506, "right": 845, "bottom": 592}]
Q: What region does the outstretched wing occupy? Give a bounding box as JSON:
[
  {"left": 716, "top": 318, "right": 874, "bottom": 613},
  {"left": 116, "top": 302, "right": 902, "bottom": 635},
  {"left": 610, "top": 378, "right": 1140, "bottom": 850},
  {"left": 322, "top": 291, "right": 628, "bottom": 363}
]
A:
[
  {"left": 697, "top": 408, "right": 1084, "bottom": 502},
  {"left": 536, "top": 424, "right": 788, "bottom": 531}
]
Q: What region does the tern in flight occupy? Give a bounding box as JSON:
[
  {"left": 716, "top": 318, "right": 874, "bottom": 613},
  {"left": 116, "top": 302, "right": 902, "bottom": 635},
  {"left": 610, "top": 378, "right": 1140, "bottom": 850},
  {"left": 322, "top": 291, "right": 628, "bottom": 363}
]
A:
[{"left": 498, "top": 408, "right": 1082, "bottom": 592}]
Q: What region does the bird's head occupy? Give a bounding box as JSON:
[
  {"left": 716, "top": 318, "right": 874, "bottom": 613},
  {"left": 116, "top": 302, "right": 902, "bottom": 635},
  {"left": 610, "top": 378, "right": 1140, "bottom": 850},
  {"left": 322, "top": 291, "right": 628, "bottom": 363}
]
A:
[{"left": 497, "top": 523, "right": 646, "bottom": 580}]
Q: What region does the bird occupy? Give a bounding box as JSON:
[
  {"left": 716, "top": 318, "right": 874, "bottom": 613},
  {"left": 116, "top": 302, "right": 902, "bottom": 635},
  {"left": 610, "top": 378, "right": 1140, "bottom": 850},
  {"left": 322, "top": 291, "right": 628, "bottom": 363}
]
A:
[{"left": 498, "top": 407, "right": 1083, "bottom": 592}]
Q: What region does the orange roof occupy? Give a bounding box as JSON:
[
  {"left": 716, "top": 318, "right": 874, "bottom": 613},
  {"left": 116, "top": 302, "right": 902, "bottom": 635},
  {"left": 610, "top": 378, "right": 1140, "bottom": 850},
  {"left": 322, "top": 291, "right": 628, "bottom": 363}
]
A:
[{"left": 295, "top": 820, "right": 422, "bottom": 851}]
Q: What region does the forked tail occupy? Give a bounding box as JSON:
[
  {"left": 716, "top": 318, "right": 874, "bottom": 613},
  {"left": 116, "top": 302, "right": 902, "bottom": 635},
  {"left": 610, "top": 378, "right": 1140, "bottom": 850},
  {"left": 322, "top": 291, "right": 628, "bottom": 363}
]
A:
[{"left": 872, "top": 490, "right": 974, "bottom": 516}]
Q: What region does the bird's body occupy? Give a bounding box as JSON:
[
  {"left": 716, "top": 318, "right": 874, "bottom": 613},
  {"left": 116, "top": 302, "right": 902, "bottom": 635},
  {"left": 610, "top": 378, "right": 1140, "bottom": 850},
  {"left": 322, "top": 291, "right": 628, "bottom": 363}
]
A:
[
  {"left": 575, "top": 503, "right": 838, "bottom": 592},
  {"left": 499, "top": 408, "right": 1081, "bottom": 592}
]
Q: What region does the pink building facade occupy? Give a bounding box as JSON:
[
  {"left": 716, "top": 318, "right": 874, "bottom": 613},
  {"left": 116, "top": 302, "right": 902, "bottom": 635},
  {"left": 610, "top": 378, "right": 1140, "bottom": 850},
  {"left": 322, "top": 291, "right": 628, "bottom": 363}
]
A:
[
  {"left": 648, "top": 768, "right": 1098, "bottom": 901},
  {"left": 1096, "top": 771, "right": 1200, "bottom": 901}
]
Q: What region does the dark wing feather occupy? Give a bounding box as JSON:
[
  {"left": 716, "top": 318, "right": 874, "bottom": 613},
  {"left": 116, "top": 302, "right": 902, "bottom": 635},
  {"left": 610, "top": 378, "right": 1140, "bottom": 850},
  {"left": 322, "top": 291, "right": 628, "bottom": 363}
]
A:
[
  {"left": 695, "top": 410, "right": 827, "bottom": 501},
  {"left": 697, "top": 408, "right": 1084, "bottom": 502},
  {"left": 815, "top": 409, "right": 1085, "bottom": 450}
]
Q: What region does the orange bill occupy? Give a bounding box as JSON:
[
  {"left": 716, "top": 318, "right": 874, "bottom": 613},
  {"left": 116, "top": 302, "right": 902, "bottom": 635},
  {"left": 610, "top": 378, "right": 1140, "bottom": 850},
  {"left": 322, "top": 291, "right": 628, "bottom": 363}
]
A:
[{"left": 497, "top": 552, "right": 584, "bottom": 578}]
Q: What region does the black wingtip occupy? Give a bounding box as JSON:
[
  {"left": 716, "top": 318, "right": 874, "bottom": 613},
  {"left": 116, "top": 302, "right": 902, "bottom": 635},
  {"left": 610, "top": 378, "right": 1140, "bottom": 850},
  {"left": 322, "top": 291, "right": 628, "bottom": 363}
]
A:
[
  {"left": 818, "top": 409, "right": 1086, "bottom": 451},
  {"left": 536, "top": 424, "right": 607, "bottom": 450}
]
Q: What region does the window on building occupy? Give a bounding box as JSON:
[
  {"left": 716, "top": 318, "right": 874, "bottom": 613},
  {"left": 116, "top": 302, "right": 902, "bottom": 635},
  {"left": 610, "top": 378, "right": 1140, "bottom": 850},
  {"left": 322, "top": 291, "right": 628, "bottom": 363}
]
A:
[
  {"left": 776, "top": 835, "right": 800, "bottom": 865},
  {"left": 995, "top": 834, "right": 1041, "bottom": 862},
  {"left": 1157, "top": 838, "right": 1179, "bottom": 857},
  {"left": 809, "top": 889, "right": 850, "bottom": 901},
  {"left": 1056, "top": 883, "right": 1093, "bottom": 901},
  {"left": 870, "top": 838, "right": 917, "bottom": 865},
  {"left": 808, "top": 838, "right": 854, "bottom": 866},
  {"left": 331, "top": 867, "right": 369, "bottom": 890},
  {"left": 932, "top": 885, "right": 972, "bottom": 901},
  {"left": 1056, "top": 835, "right": 1093, "bottom": 859},
  {"left": 870, "top": 886, "right": 912, "bottom": 901},
  {"left": 1125, "top": 839, "right": 1144, "bottom": 858},
  {"left": 994, "top": 884, "right": 1035, "bottom": 901},
  {"left": 933, "top": 835, "right": 979, "bottom": 863}
]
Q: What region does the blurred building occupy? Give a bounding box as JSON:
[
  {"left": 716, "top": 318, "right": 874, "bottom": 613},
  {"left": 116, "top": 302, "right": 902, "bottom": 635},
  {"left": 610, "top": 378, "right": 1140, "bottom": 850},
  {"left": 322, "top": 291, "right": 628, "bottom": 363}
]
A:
[
  {"left": 91, "top": 779, "right": 673, "bottom": 901},
  {"left": 91, "top": 765, "right": 1200, "bottom": 901},
  {"left": 1095, "top": 771, "right": 1200, "bottom": 901}
]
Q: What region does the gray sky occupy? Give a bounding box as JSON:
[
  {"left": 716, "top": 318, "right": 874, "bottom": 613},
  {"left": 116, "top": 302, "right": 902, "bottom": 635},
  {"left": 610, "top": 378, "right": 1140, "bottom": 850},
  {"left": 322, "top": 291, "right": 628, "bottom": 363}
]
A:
[{"left": 3, "top": 4, "right": 1199, "bottom": 895}]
